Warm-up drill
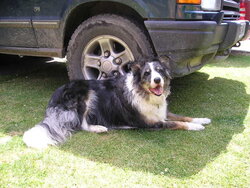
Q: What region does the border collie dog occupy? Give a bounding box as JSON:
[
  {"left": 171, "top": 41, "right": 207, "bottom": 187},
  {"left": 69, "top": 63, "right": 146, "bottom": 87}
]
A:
[{"left": 23, "top": 59, "right": 211, "bottom": 149}]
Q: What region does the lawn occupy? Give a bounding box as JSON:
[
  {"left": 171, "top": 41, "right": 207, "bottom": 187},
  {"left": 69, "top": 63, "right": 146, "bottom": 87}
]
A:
[{"left": 0, "top": 55, "right": 249, "bottom": 187}]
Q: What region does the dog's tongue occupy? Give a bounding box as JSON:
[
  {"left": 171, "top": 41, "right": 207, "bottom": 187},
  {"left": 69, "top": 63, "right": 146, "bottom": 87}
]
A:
[{"left": 149, "top": 86, "right": 163, "bottom": 96}]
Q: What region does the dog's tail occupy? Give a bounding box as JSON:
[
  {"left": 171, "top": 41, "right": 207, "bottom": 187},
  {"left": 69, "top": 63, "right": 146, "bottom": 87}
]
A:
[
  {"left": 23, "top": 124, "right": 57, "bottom": 149},
  {"left": 23, "top": 107, "right": 81, "bottom": 149}
]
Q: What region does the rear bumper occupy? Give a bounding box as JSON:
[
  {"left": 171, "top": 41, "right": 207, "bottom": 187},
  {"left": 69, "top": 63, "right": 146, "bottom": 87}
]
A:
[{"left": 145, "top": 19, "right": 249, "bottom": 77}]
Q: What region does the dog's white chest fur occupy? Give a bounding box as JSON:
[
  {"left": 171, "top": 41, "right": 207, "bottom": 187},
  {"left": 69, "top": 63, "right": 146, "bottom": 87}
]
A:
[{"left": 134, "top": 94, "right": 167, "bottom": 123}]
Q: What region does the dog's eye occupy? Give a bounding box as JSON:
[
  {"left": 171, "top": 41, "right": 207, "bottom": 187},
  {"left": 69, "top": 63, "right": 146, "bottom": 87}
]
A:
[
  {"left": 156, "top": 67, "right": 163, "bottom": 72},
  {"left": 157, "top": 68, "right": 164, "bottom": 73},
  {"left": 144, "top": 70, "right": 151, "bottom": 76}
]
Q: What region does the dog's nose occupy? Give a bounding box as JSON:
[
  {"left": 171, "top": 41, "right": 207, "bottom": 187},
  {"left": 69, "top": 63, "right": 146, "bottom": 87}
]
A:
[{"left": 154, "top": 77, "right": 161, "bottom": 84}]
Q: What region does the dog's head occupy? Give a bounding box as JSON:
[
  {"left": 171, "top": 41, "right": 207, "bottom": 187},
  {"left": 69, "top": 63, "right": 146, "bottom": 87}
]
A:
[{"left": 129, "top": 58, "right": 171, "bottom": 97}]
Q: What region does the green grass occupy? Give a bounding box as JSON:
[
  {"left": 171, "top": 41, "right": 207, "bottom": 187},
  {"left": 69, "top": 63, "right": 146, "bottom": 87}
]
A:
[{"left": 0, "top": 55, "right": 250, "bottom": 187}]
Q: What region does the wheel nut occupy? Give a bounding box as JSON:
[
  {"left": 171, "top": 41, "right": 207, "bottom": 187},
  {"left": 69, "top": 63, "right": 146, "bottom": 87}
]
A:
[
  {"left": 102, "top": 73, "right": 107, "bottom": 78},
  {"left": 98, "top": 61, "right": 101, "bottom": 66},
  {"left": 104, "top": 51, "right": 110, "bottom": 58},
  {"left": 114, "top": 58, "right": 122, "bottom": 64},
  {"left": 113, "top": 71, "right": 119, "bottom": 76}
]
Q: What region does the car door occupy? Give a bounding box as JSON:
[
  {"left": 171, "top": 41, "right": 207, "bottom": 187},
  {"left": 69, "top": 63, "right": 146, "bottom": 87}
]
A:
[
  {"left": 31, "top": 0, "right": 69, "bottom": 49},
  {"left": 0, "top": 0, "right": 37, "bottom": 47}
]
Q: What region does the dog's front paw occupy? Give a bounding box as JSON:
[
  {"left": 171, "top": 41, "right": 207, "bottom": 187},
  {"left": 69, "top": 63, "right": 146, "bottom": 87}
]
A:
[
  {"left": 186, "top": 123, "right": 205, "bottom": 131},
  {"left": 88, "top": 125, "right": 108, "bottom": 133},
  {"left": 192, "top": 118, "right": 211, "bottom": 125}
]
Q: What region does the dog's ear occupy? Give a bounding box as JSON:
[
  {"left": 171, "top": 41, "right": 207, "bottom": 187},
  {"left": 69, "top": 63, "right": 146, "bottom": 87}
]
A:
[
  {"left": 127, "top": 62, "right": 141, "bottom": 74},
  {"left": 159, "top": 56, "right": 172, "bottom": 79},
  {"left": 165, "top": 69, "right": 172, "bottom": 79},
  {"left": 159, "top": 56, "right": 170, "bottom": 69}
]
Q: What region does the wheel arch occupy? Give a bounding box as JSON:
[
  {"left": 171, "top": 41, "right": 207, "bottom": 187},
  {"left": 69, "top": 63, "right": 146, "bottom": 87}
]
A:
[{"left": 62, "top": 1, "right": 156, "bottom": 56}]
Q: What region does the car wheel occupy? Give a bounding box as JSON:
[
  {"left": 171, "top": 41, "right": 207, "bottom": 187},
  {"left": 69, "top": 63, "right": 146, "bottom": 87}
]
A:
[{"left": 67, "top": 14, "right": 154, "bottom": 80}]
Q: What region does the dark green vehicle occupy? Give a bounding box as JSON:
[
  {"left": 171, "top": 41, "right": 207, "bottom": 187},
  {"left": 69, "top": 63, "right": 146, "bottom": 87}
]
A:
[{"left": 0, "top": 0, "right": 248, "bottom": 79}]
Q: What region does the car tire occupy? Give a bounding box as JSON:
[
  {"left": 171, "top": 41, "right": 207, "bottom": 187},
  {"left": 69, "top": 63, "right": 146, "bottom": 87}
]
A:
[{"left": 66, "top": 14, "right": 154, "bottom": 80}]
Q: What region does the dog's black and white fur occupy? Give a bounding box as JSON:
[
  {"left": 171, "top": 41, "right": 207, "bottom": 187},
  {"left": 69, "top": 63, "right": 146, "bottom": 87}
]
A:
[{"left": 23, "top": 59, "right": 211, "bottom": 149}]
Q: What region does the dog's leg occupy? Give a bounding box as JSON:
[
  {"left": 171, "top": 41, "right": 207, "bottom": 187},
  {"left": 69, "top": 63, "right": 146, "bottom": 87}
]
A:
[
  {"left": 163, "top": 120, "right": 205, "bottom": 131},
  {"left": 167, "top": 112, "right": 211, "bottom": 125},
  {"left": 81, "top": 116, "right": 108, "bottom": 133}
]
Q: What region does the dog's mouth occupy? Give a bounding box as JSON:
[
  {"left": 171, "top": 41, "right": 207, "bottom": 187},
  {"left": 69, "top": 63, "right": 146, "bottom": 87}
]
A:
[{"left": 149, "top": 85, "right": 163, "bottom": 96}]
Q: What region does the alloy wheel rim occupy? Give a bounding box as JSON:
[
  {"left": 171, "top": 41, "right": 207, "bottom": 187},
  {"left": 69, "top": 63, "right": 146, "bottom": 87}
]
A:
[{"left": 82, "top": 35, "right": 134, "bottom": 80}]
